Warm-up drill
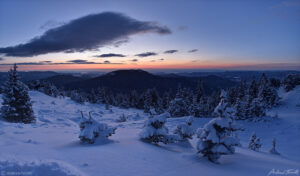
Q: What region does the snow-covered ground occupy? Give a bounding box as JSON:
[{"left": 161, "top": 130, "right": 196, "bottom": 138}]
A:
[{"left": 0, "top": 87, "right": 299, "bottom": 176}]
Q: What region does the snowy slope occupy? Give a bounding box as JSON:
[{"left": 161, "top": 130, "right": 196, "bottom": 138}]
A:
[{"left": 0, "top": 88, "right": 299, "bottom": 176}]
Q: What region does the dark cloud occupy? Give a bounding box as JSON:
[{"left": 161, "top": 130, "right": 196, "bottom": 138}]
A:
[
  {"left": 0, "top": 61, "right": 51, "bottom": 65},
  {"left": 0, "top": 12, "right": 171, "bottom": 57},
  {"left": 0, "top": 57, "right": 4, "bottom": 61},
  {"left": 40, "top": 20, "right": 64, "bottom": 30},
  {"left": 67, "top": 59, "right": 96, "bottom": 64},
  {"left": 164, "top": 50, "right": 178, "bottom": 54},
  {"left": 130, "top": 59, "right": 138, "bottom": 62},
  {"left": 0, "top": 60, "right": 123, "bottom": 65},
  {"left": 150, "top": 60, "right": 156, "bottom": 62},
  {"left": 94, "top": 53, "right": 126, "bottom": 58},
  {"left": 188, "top": 49, "right": 198, "bottom": 53},
  {"left": 159, "top": 58, "right": 164, "bottom": 61},
  {"left": 135, "top": 52, "right": 157, "bottom": 57}
]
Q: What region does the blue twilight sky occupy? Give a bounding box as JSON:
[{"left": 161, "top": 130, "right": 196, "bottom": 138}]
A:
[{"left": 0, "top": 0, "right": 299, "bottom": 71}]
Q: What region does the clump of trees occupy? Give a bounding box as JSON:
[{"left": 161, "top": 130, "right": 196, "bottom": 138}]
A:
[{"left": 28, "top": 73, "right": 282, "bottom": 121}]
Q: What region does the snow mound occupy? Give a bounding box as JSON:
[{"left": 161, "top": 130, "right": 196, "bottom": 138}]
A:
[{"left": 0, "top": 159, "right": 85, "bottom": 176}]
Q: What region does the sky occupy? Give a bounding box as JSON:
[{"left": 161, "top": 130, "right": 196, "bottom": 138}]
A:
[{"left": 0, "top": 0, "right": 299, "bottom": 71}]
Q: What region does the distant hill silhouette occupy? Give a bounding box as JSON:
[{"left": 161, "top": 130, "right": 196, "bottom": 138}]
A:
[
  {"left": 39, "top": 69, "right": 236, "bottom": 94},
  {"left": 0, "top": 71, "right": 58, "bottom": 84}
]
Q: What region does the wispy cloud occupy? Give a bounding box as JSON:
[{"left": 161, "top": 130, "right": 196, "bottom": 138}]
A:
[
  {"left": 135, "top": 52, "right": 157, "bottom": 57},
  {"left": 188, "top": 49, "right": 198, "bottom": 53},
  {"left": 130, "top": 59, "right": 138, "bottom": 62},
  {"left": 94, "top": 53, "right": 126, "bottom": 58},
  {"left": 178, "top": 25, "right": 188, "bottom": 31},
  {"left": 0, "top": 12, "right": 171, "bottom": 57},
  {"left": 67, "top": 59, "right": 96, "bottom": 64},
  {"left": 164, "top": 50, "right": 178, "bottom": 54}
]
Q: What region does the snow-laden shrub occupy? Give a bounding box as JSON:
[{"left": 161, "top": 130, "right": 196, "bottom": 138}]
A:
[
  {"left": 269, "top": 138, "right": 280, "bottom": 155},
  {"left": 116, "top": 114, "right": 127, "bottom": 122},
  {"left": 140, "top": 112, "right": 176, "bottom": 144},
  {"left": 174, "top": 116, "right": 194, "bottom": 140},
  {"left": 248, "top": 133, "right": 262, "bottom": 151},
  {"left": 79, "top": 112, "right": 116, "bottom": 144},
  {"left": 196, "top": 117, "right": 241, "bottom": 163}
]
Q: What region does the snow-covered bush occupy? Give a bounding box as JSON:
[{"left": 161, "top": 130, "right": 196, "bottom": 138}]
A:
[
  {"left": 196, "top": 117, "right": 241, "bottom": 163},
  {"left": 174, "top": 116, "right": 194, "bottom": 140},
  {"left": 248, "top": 133, "right": 262, "bottom": 151},
  {"left": 116, "top": 114, "right": 127, "bottom": 122},
  {"left": 269, "top": 138, "right": 280, "bottom": 155},
  {"left": 140, "top": 112, "right": 175, "bottom": 144},
  {"left": 197, "top": 91, "right": 241, "bottom": 163},
  {"left": 79, "top": 112, "right": 116, "bottom": 144},
  {"left": 1, "top": 64, "right": 35, "bottom": 123}
]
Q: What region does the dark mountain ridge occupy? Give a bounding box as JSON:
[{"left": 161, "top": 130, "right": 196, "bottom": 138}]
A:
[{"left": 39, "top": 69, "right": 237, "bottom": 94}]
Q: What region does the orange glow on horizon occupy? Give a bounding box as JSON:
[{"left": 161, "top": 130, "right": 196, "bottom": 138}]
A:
[{"left": 0, "top": 61, "right": 298, "bottom": 71}]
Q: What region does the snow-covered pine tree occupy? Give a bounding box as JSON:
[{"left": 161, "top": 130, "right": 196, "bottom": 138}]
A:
[
  {"left": 195, "top": 79, "right": 204, "bottom": 103},
  {"left": 282, "top": 74, "right": 300, "bottom": 92},
  {"left": 214, "top": 90, "right": 234, "bottom": 118},
  {"left": 248, "top": 133, "right": 262, "bottom": 151},
  {"left": 129, "top": 90, "right": 139, "bottom": 108},
  {"left": 234, "top": 97, "right": 247, "bottom": 120},
  {"left": 196, "top": 117, "right": 241, "bottom": 163},
  {"left": 168, "top": 86, "right": 190, "bottom": 117},
  {"left": 197, "top": 90, "right": 240, "bottom": 163},
  {"left": 257, "top": 73, "right": 279, "bottom": 109},
  {"left": 1, "top": 64, "right": 35, "bottom": 123},
  {"left": 116, "top": 113, "right": 127, "bottom": 122},
  {"left": 161, "top": 90, "right": 172, "bottom": 110},
  {"left": 248, "top": 77, "right": 258, "bottom": 99},
  {"left": 79, "top": 112, "right": 116, "bottom": 144},
  {"left": 143, "top": 88, "right": 160, "bottom": 113},
  {"left": 139, "top": 112, "right": 170, "bottom": 144},
  {"left": 70, "top": 90, "right": 86, "bottom": 104},
  {"left": 269, "top": 138, "right": 280, "bottom": 155},
  {"left": 174, "top": 116, "right": 194, "bottom": 140},
  {"left": 189, "top": 96, "right": 201, "bottom": 117}
]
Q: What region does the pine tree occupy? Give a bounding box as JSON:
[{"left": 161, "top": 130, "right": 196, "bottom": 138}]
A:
[
  {"left": 282, "top": 74, "right": 300, "bottom": 92},
  {"left": 248, "top": 76, "right": 258, "bottom": 99},
  {"left": 196, "top": 116, "right": 240, "bottom": 163},
  {"left": 189, "top": 96, "right": 201, "bottom": 117},
  {"left": 168, "top": 86, "right": 189, "bottom": 117},
  {"left": 195, "top": 79, "right": 204, "bottom": 103},
  {"left": 257, "top": 73, "right": 279, "bottom": 109},
  {"left": 139, "top": 113, "right": 170, "bottom": 144},
  {"left": 144, "top": 88, "right": 160, "bottom": 113},
  {"left": 269, "top": 138, "right": 280, "bottom": 155},
  {"left": 214, "top": 90, "right": 234, "bottom": 118},
  {"left": 248, "top": 133, "right": 262, "bottom": 151},
  {"left": 197, "top": 91, "right": 241, "bottom": 163},
  {"left": 1, "top": 64, "right": 35, "bottom": 123}
]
